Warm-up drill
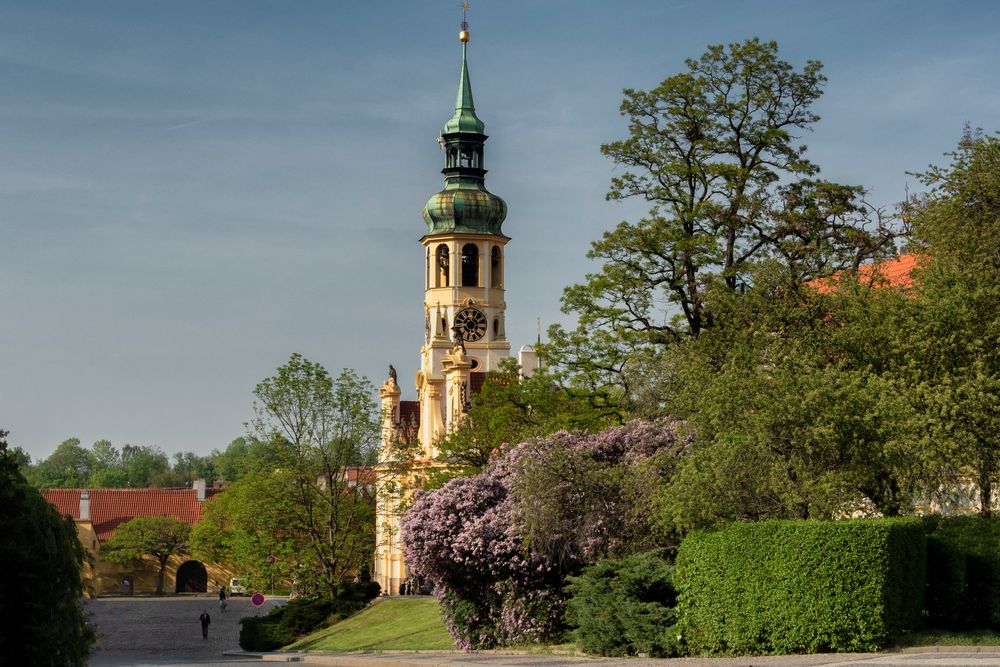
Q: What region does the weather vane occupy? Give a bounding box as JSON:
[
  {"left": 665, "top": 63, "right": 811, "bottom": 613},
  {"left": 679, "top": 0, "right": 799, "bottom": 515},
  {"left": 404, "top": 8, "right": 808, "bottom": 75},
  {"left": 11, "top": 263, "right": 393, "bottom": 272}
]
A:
[{"left": 459, "top": 2, "right": 470, "bottom": 43}]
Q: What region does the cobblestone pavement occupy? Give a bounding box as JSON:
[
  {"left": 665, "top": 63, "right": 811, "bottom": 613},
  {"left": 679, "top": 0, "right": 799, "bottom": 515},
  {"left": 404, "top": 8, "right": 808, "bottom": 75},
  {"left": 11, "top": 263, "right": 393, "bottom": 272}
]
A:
[
  {"left": 82, "top": 597, "right": 1000, "bottom": 667},
  {"left": 84, "top": 594, "right": 286, "bottom": 666}
]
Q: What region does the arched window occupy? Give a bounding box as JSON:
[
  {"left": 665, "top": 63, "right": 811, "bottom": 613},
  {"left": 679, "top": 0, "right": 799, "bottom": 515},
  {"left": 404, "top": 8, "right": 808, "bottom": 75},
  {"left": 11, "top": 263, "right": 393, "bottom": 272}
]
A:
[
  {"left": 461, "top": 243, "right": 479, "bottom": 287},
  {"left": 490, "top": 246, "right": 502, "bottom": 288},
  {"left": 436, "top": 245, "right": 450, "bottom": 287}
]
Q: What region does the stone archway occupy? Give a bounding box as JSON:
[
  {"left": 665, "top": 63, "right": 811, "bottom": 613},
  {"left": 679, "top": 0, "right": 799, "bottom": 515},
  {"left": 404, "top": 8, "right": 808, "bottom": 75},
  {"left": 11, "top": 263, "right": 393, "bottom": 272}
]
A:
[{"left": 175, "top": 560, "right": 208, "bottom": 593}]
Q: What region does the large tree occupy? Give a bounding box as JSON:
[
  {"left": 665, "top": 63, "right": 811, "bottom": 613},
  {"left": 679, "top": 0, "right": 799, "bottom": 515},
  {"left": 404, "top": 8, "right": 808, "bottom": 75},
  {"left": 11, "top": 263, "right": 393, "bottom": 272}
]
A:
[
  {"left": 901, "top": 130, "right": 1000, "bottom": 516},
  {"left": 651, "top": 267, "right": 922, "bottom": 529},
  {"left": 235, "top": 354, "right": 386, "bottom": 599},
  {"left": 547, "top": 38, "right": 896, "bottom": 398},
  {"left": 25, "top": 437, "right": 92, "bottom": 488},
  {"left": 101, "top": 516, "right": 191, "bottom": 594},
  {"left": 0, "top": 429, "right": 95, "bottom": 664}
]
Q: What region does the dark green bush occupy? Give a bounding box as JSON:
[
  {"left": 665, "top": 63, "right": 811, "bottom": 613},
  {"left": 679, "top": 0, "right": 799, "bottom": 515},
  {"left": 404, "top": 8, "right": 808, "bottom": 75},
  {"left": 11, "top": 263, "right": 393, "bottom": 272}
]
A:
[
  {"left": 675, "top": 519, "right": 926, "bottom": 655},
  {"left": 239, "top": 614, "right": 293, "bottom": 652},
  {"left": 565, "top": 549, "right": 680, "bottom": 657},
  {"left": 923, "top": 515, "right": 1000, "bottom": 629},
  {"left": 239, "top": 581, "right": 381, "bottom": 651}
]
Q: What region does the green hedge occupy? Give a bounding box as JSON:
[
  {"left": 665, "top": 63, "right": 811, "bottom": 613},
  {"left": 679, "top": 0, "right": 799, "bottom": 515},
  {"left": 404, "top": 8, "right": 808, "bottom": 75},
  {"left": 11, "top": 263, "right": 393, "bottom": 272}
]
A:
[
  {"left": 923, "top": 516, "right": 1000, "bottom": 629},
  {"left": 565, "top": 549, "right": 680, "bottom": 657},
  {"left": 675, "top": 519, "right": 926, "bottom": 655}
]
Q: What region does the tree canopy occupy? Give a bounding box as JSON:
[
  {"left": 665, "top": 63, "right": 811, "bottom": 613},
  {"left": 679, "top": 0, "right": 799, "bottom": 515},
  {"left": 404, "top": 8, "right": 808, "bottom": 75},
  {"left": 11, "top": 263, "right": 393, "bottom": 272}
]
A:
[
  {"left": 0, "top": 429, "right": 95, "bottom": 664},
  {"left": 547, "top": 38, "right": 897, "bottom": 400},
  {"left": 193, "top": 355, "right": 396, "bottom": 600},
  {"left": 101, "top": 516, "right": 191, "bottom": 594}
]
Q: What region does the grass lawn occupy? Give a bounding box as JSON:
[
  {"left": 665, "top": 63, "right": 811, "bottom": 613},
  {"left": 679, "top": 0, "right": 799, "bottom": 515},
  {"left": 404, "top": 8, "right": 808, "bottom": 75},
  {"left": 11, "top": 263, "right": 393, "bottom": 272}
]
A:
[
  {"left": 896, "top": 629, "right": 1000, "bottom": 647},
  {"left": 286, "top": 597, "right": 456, "bottom": 652}
]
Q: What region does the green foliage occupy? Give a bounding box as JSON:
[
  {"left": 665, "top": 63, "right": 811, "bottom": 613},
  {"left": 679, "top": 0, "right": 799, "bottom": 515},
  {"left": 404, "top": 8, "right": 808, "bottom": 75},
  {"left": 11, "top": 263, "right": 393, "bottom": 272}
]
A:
[
  {"left": 240, "top": 584, "right": 380, "bottom": 652},
  {"left": 25, "top": 437, "right": 92, "bottom": 487},
  {"left": 901, "top": 132, "right": 1000, "bottom": 515},
  {"left": 675, "top": 519, "right": 926, "bottom": 654},
  {"left": 190, "top": 469, "right": 305, "bottom": 592},
  {"left": 22, "top": 436, "right": 223, "bottom": 489},
  {"left": 0, "top": 429, "right": 95, "bottom": 665},
  {"left": 648, "top": 264, "right": 920, "bottom": 529},
  {"left": 565, "top": 549, "right": 680, "bottom": 657},
  {"left": 231, "top": 355, "right": 389, "bottom": 600},
  {"left": 548, "top": 38, "right": 896, "bottom": 397},
  {"left": 101, "top": 516, "right": 190, "bottom": 594},
  {"left": 923, "top": 515, "right": 1000, "bottom": 629},
  {"left": 429, "top": 359, "right": 620, "bottom": 488}
]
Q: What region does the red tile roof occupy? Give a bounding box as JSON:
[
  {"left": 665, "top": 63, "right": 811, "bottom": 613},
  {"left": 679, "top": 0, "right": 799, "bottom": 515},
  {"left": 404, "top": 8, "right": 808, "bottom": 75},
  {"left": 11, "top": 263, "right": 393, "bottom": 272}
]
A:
[
  {"left": 41, "top": 488, "right": 209, "bottom": 541},
  {"left": 808, "top": 254, "right": 919, "bottom": 293}
]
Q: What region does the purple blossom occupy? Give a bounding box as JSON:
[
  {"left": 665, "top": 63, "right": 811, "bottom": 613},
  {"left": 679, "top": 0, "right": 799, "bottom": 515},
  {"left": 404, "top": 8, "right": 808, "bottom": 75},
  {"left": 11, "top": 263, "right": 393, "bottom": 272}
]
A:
[{"left": 401, "top": 418, "right": 686, "bottom": 649}]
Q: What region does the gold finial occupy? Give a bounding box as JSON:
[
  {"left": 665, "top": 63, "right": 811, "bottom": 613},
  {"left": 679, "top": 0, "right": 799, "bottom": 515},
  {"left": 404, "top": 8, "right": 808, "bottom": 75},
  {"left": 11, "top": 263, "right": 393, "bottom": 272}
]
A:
[{"left": 459, "top": 2, "right": 470, "bottom": 42}]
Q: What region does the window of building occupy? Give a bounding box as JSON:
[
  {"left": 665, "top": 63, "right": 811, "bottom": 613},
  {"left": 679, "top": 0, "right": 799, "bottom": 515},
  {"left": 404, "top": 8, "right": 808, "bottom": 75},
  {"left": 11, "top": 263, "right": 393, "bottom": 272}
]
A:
[
  {"left": 490, "top": 246, "right": 502, "bottom": 288},
  {"left": 461, "top": 243, "right": 479, "bottom": 287},
  {"left": 436, "top": 244, "right": 450, "bottom": 287}
]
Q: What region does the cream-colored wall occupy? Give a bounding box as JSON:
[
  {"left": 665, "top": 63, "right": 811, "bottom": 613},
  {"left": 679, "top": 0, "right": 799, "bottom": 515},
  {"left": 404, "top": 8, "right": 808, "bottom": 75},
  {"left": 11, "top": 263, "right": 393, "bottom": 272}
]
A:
[{"left": 74, "top": 521, "right": 234, "bottom": 597}]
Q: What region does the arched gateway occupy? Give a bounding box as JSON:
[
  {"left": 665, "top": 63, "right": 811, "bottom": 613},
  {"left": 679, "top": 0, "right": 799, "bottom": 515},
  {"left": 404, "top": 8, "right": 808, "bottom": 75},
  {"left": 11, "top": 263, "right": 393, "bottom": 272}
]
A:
[{"left": 175, "top": 560, "right": 208, "bottom": 593}]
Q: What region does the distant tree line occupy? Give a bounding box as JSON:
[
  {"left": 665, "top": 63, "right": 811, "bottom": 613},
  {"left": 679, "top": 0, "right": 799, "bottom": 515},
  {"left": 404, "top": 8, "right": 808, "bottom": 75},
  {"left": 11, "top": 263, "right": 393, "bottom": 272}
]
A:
[{"left": 15, "top": 434, "right": 267, "bottom": 489}]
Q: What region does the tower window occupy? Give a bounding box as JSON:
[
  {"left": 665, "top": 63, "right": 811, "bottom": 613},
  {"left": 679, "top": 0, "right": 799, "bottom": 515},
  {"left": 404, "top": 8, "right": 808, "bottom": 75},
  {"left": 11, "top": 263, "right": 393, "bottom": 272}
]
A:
[
  {"left": 461, "top": 244, "right": 479, "bottom": 287},
  {"left": 491, "top": 246, "right": 502, "bottom": 288},
  {"left": 436, "top": 245, "right": 450, "bottom": 287}
]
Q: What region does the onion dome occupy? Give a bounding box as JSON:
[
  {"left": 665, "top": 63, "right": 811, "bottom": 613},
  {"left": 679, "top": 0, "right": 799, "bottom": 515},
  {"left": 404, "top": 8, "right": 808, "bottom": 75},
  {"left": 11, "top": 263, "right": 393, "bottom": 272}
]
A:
[{"left": 422, "top": 29, "right": 507, "bottom": 237}]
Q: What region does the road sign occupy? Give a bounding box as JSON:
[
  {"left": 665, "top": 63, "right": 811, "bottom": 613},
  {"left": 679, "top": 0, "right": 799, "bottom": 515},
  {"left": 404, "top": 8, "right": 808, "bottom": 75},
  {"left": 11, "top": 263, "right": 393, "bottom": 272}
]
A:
[{"left": 251, "top": 592, "right": 265, "bottom": 607}]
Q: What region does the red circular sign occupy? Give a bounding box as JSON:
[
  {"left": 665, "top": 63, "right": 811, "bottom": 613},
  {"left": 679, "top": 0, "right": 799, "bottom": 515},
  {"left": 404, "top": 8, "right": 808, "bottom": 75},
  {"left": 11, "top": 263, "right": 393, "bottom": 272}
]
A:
[{"left": 251, "top": 592, "right": 265, "bottom": 607}]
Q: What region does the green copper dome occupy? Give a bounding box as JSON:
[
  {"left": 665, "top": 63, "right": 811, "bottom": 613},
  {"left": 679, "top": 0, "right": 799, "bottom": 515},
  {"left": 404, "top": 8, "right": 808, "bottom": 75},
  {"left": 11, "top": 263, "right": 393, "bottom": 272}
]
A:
[
  {"left": 423, "top": 38, "right": 506, "bottom": 237},
  {"left": 423, "top": 185, "right": 507, "bottom": 236}
]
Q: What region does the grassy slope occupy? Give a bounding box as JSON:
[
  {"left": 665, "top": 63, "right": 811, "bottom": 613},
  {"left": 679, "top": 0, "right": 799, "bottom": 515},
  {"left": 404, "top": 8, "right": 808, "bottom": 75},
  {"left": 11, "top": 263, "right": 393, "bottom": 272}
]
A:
[{"left": 286, "top": 597, "right": 455, "bottom": 652}]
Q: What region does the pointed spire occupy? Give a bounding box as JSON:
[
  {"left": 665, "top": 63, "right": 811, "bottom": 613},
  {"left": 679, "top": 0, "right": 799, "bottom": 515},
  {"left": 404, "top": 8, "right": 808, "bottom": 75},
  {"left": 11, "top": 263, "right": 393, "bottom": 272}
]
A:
[
  {"left": 454, "top": 43, "right": 477, "bottom": 115},
  {"left": 443, "top": 8, "right": 485, "bottom": 135}
]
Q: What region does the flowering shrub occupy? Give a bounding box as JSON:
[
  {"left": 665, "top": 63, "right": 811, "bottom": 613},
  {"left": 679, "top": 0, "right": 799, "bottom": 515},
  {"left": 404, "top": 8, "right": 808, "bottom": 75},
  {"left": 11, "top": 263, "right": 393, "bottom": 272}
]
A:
[{"left": 401, "top": 418, "right": 686, "bottom": 650}]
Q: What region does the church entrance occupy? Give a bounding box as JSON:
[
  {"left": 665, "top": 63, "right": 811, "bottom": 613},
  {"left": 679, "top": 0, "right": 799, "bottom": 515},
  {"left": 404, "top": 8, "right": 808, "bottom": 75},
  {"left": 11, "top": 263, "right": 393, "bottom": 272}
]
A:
[{"left": 175, "top": 560, "right": 208, "bottom": 593}]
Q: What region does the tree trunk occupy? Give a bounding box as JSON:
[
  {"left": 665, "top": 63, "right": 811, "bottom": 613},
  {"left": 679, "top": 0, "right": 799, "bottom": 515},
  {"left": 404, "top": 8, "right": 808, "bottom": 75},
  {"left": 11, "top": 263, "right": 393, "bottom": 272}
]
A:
[
  {"left": 980, "top": 474, "right": 993, "bottom": 519},
  {"left": 156, "top": 557, "right": 168, "bottom": 594}
]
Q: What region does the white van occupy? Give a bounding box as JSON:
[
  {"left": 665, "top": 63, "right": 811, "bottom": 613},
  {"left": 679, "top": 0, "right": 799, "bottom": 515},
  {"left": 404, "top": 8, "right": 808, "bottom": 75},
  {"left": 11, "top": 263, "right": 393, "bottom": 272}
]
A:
[{"left": 229, "top": 578, "right": 247, "bottom": 596}]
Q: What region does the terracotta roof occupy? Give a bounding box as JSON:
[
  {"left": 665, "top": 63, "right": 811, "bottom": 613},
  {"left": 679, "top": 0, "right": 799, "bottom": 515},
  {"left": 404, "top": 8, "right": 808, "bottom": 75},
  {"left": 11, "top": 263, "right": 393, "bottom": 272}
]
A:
[
  {"left": 41, "top": 488, "right": 208, "bottom": 541},
  {"left": 808, "top": 254, "right": 919, "bottom": 294}
]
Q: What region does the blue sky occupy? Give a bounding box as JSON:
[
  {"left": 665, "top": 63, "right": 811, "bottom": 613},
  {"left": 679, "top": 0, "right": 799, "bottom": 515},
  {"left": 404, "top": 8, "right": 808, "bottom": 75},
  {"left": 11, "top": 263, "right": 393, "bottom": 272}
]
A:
[{"left": 4, "top": 1, "right": 999, "bottom": 461}]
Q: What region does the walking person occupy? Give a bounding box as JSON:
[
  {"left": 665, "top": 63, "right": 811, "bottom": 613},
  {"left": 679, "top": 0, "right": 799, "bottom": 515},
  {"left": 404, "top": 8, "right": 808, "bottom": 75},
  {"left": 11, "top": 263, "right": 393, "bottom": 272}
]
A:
[
  {"left": 199, "top": 610, "right": 211, "bottom": 639},
  {"left": 219, "top": 586, "right": 227, "bottom": 612}
]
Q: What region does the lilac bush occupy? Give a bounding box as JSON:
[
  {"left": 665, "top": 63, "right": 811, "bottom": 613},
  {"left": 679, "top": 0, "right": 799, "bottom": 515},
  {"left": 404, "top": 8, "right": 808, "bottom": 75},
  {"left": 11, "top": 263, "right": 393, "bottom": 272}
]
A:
[{"left": 401, "top": 418, "right": 687, "bottom": 650}]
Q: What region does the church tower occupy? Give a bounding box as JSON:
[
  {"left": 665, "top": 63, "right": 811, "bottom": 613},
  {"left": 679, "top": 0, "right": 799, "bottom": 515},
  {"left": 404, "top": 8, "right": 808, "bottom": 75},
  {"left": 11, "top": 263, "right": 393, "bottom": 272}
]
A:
[{"left": 373, "top": 9, "right": 510, "bottom": 596}]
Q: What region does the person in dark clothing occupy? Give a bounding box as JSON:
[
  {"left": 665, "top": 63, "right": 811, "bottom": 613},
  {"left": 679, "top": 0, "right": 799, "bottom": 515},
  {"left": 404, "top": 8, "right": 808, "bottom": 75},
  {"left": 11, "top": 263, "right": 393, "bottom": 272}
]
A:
[
  {"left": 219, "top": 587, "right": 226, "bottom": 601},
  {"left": 199, "top": 610, "right": 211, "bottom": 638}
]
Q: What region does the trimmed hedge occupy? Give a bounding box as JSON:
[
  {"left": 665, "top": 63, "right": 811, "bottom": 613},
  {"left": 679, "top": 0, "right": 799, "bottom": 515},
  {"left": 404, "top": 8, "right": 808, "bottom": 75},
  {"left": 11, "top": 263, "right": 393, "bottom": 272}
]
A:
[
  {"left": 675, "top": 519, "right": 926, "bottom": 655},
  {"left": 923, "top": 516, "right": 1000, "bottom": 629},
  {"left": 565, "top": 549, "right": 680, "bottom": 657}
]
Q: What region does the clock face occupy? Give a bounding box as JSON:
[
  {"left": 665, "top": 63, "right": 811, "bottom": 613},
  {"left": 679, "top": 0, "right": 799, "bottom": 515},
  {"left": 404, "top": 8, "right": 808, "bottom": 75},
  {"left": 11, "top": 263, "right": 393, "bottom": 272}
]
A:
[{"left": 453, "top": 307, "right": 488, "bottom": 342}]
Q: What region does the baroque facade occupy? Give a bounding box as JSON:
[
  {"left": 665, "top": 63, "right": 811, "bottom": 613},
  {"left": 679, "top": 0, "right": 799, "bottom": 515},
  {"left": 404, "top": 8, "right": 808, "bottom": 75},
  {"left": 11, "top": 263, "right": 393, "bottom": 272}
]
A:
[{"left": 372, "top": 23, "right": 538, "bottom": 596}]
